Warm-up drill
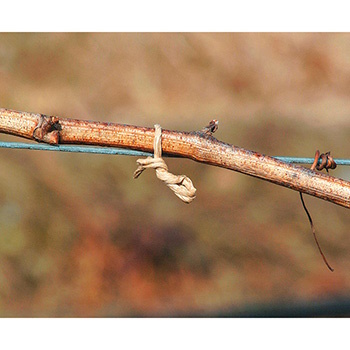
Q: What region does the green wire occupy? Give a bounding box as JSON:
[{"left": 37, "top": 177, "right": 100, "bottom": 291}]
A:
[{"left": 0, "top": 141, "right": 349, "bottom": 165}]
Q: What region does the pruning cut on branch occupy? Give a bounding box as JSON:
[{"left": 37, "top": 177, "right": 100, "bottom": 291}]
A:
[{"left": 1, "top": 107, "right": 350, "bottom": 209}]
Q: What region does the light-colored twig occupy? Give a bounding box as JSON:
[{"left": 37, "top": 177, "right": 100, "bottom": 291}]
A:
[{"left": 1, "top": 107, "right": 350, "bottom": 209}]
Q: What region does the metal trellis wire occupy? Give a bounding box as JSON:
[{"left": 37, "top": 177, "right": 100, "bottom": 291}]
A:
[{"left": 0, "top": 141, "right": 350, "bottom": 166}]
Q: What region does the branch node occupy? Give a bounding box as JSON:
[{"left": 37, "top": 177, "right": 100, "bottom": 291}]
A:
[
  {"left": 200, "top": 119, "right": 219, "bottom": 136},
  {"left": 33, "top": 114, "right": 61, "bottom": 145}
]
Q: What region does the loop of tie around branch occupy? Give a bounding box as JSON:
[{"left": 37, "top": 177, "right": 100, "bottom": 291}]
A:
[
  {"left": 133, "top": 124, "right": 197, "bottom": 203},
  {"left": 312, "top": 150, "right": 337, "bottom": 172}
]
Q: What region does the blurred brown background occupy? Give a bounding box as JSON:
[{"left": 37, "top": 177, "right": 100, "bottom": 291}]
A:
[{"left": 0, "top": 33, "right": 349, "bottom": 317}]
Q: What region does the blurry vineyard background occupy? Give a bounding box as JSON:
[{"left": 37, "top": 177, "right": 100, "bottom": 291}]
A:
[{"left": 0, "top": 33, "right": 350, "bottom": 317}]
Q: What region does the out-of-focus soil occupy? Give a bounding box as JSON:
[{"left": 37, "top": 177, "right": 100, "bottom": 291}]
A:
[{"left": 0, "top": 33, "right": 349, "bottom": 316}]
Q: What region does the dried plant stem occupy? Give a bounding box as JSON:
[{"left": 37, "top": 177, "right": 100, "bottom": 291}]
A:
[{"left": 1, "top": 107, "right": 350, "bottom": 209}]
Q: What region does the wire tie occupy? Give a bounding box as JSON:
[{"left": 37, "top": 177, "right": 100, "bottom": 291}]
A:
[{"left": 133, "top": 124, "right": 196, "bottom": 203}]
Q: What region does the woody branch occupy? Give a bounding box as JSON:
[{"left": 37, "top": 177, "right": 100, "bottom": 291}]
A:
[{"left": 1, "top": 107, "right": 350, "bottom": 209}]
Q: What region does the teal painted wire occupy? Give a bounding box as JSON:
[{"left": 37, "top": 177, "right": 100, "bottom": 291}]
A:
[
  {"left": 273, "top": 156, "right": 350, "bottom": 166},
  {"left": 0, "top": 141, "right": 349, "bottom": 165},
  {"left": 0, "top": 141, "right": 152, "bottom": 157}
]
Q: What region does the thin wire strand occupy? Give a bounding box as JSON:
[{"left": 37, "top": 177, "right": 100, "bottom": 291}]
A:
[
  {"left": 0, "top": 141, "right": 350, "bottom": 165},
  {"left": 299, "top": 192, "right": 334, "bottom": 272},
  {"left": 274, "top": 156, "right": 350, "bottom": 166},
  {"left": 0, "top": 141, "right": 151, "bottom": 157}
]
